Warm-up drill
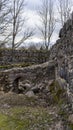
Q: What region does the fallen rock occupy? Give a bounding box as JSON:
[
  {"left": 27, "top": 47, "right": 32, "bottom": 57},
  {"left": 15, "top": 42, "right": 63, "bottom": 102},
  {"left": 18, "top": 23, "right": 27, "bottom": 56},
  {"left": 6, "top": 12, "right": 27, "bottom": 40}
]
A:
[
  {"left": 2, "top": 103, "right": 10, "bottom": 109},
  {"left": 25, "top": 91, "right": 35, "bottom": 98},
  {"left": 19, "top": 82, "right": 31, "bottom": 92},
  {"left": 23, "top": 83, "right": 31, "bottom": 89},
  {"left": 22, "top": 80, "right": 31, "bottom": 84},
  {"left": 54, "top": 121, "right": 64, "bottom": 130},
  {"left": 68, "top": 114, "right": 73, "bottom": 124}
]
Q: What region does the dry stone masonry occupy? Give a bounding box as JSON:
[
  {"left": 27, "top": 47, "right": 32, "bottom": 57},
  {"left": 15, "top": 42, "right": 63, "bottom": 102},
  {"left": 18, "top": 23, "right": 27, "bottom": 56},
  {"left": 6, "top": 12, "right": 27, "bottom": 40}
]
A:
[
  {"left": 0, "top": 15, "right": 73, "bottom": 97},
  {"left": 0, "top": 49, "right": 49, "bottom": 65},
  {"left": 0, "top": 61, "right": 56, "bottom": 93},
  {"left": 50, "top": 14, "right": 73, "bottom": 88}
]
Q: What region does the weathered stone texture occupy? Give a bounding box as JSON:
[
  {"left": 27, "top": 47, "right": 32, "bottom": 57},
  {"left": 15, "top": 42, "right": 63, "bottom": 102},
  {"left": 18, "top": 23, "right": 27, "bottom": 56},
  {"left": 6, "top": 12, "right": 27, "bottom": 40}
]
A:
[
  {"left": 0, "top": 49, "right": 49, "bottom": 65},
  {"left": 50, "top": 17, "right": 73, "bottom": 84},
  {"left": 0, "top": 61, "right": 55, "bottom": 93}
]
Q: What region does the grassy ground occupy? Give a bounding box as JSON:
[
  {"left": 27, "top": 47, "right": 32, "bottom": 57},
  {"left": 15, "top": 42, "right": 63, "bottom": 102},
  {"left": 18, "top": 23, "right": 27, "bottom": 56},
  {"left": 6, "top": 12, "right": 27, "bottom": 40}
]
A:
[
  {"left": 0, "top": 79, "right": 72, "bottom": 130},
  {"left": 0, "top": 106, "right": 57, "bottom": 130},
  {"left": 0, "top": 92, "right": 58, "bottom": 130}
]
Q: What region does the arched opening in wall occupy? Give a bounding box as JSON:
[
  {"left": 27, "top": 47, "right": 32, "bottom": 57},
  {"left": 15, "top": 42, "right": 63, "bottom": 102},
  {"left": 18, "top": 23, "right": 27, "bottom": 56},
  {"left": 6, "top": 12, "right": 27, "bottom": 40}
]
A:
[{"left": 12, "top": 76, "right": 22, "bottom": 93}]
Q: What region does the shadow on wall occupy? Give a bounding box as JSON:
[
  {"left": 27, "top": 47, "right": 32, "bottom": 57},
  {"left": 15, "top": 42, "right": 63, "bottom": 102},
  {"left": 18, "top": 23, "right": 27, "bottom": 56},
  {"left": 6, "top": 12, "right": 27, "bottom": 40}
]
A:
[
  {"left": 12, "top": 76, "right": 22, "bottom": 93},
  {"left": 59, "top": 67, "right": 68, "bottom": 82}
]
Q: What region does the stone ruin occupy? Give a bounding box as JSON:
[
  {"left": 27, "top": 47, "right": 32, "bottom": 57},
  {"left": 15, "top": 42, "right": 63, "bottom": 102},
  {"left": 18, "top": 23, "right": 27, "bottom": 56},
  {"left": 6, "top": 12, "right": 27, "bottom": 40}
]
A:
[
  {"left": 0, "top": 61, "right": 56, "bottom": 93},
  {"left": 0, "top": 14, "right": 73, "bottom": 105},
  {"left": 0, "top": 15, "right": 73, "bottom": 130},
  {"left": 0, "top": 49, "right": 49, "bottom": 65},
  {"left": 50, "top": 13, "right": 73, "bottom": 90}
]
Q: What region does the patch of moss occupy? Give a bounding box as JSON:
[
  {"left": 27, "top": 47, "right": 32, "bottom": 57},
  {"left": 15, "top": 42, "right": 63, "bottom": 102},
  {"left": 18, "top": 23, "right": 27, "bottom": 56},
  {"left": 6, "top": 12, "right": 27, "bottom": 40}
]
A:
[
  {"left": 0, "top": 62, "right": 33, "bottom": 69},
  {"left": 0, "top": 107, "right": 54, "bottom": 130},
  {"left": 49, "top": 80, "right": 66, "bottom": 104},
  {"left": 58, "top": 108, "right": 68, "bottom": 118},
  {"left": 0, "top": 113, "right": 31, "bottom": 130},
  {"left": 69, "top": 123, "right": 73, "bottom": 130}
]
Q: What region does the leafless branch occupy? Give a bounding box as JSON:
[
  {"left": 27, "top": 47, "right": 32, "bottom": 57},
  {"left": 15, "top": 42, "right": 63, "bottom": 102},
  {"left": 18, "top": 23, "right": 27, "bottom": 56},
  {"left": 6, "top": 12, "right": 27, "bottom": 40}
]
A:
[
  {"left": 57, "top": 0, "right": 72, "bottom": 26},
  {"left": 37, "top": 0, "right": 56, "bottom": 50}
]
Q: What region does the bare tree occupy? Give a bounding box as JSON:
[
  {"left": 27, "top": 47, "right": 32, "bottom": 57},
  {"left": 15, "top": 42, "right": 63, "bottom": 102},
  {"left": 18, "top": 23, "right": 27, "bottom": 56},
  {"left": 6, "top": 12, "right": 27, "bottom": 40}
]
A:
[
  {"left": 38, "top": 0, "right": 55, "bottom": 50},
  {"left": 2, "top": 0, "right": 34, "bottom": 61},
  {"left": 0, "top": 0, "right": 10, "bottom": 47},
  {"left": 8, "top": 0, "right": 34, "bottom": 49},
  {"left": 57, "top": 0, "right": 72, "bottom": 26}
]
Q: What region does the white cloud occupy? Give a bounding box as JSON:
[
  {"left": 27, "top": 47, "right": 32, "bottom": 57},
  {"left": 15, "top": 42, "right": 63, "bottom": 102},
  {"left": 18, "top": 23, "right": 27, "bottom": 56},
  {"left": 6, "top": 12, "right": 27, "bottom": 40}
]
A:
[
  {"left": 25, "top": 9, "right": 40, "bottom": 27},
  {"left": 26, "top": 36, "right": 43, "bottom": 43}
]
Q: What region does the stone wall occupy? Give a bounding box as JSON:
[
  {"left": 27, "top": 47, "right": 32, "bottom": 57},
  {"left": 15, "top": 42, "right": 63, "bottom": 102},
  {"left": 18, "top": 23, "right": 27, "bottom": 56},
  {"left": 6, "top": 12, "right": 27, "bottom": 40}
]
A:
[
  {"left": 1, "top": 15, "right": 73, "bottom": 95},
  {"left": 50, "top": 15, "right": 73, "bottom": 93},
  {"left": 50, "top": 18, "right": 73, "bottom": 60},
  {"left": 0, "top": 49, "right": 49, "bottom": 65},
  {"left": 0, "top": 61, "right": 56, "bottom": 92}
]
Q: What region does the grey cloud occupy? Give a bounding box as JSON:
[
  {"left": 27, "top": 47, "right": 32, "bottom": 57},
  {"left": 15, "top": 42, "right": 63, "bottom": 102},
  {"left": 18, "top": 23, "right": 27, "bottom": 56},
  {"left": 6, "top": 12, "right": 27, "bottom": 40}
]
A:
[{"left": 26, "top": 0, "right": 41, "bottom": 11}]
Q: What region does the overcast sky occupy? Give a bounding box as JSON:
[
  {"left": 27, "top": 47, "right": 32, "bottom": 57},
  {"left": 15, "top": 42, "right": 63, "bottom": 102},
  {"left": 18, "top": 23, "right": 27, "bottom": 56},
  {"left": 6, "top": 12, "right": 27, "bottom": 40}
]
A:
[{"left": 23, "top": 0, "right": 61, "bottom": 47}]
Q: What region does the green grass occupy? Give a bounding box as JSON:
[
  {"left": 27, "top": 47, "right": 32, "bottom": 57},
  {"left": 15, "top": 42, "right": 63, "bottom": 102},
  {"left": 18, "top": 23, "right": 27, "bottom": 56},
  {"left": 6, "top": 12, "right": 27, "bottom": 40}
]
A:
[
  {"left": 49, "top": 80, "right": 66, "bottom": 104},
  {"left": 0, "top": 62, "right": 33, "bottom": 69},
  {"left": 0, "top": 106, "right": 54, "bottom": 130}
]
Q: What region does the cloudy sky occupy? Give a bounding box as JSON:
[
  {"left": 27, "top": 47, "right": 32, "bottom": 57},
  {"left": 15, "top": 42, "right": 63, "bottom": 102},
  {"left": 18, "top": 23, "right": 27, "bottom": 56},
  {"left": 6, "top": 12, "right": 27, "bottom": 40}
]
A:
[{"left": 23, "top": 0, "right": 61, "bottom": 47}]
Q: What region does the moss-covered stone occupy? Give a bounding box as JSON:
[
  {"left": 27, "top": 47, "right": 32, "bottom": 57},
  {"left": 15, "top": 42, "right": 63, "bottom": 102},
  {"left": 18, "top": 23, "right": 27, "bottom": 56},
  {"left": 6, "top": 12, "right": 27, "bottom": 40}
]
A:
[
  {"left": 49, "top": 80, "right": 66, "bottom": 104},
  {"left": 69, "top": 123, "right": 73, "bottom": 130}
]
